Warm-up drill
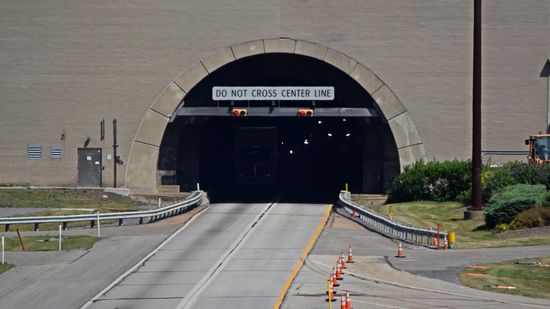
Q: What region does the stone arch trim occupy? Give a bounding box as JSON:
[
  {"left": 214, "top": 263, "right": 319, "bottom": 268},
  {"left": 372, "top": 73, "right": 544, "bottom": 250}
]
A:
[{"left": 125, "top": 38, "right": 426, "bottom": 192}]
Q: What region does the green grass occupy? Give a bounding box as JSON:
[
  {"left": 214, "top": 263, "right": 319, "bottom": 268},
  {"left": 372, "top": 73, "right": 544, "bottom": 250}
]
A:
[
  {"left": 0, "top": 189, "right": 144, "bottom": 231},
  {"left": 375, "top": 201, "right": 550, "bottom": 249},
  {"left": 3, "top": 235, "right": 98, "bottom": 251},
  {"left": 458, "top": 257, "right": 550, "bottom": 300},
  {"left": 0, "top": 189, "right": 143, "bottom": 211},
  {"left": 7, "top": 209, "right": 119, "bottom": 232},
  {"left": 0, "top": 263, "right": 14, "bottom": 276}
]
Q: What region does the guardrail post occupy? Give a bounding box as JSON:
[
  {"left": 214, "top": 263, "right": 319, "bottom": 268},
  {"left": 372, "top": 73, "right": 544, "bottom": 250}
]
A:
[
  {"left": 34, "top": 223, "right": 39, "bottom": 232},
  {"left": 96, "top": 211, "right": 101, "bottom": 238},
  {"left": 118, "top": 218, "right": 123, "bottom": 226},
  {"left": 90, "top": 220, "right": 95, "bottom": 228},
  {"left": 139, "top": 217, "right": 144, "bottom": 224},
  {"left": 63, "top": 222, "right": 68, "bottom": 230},
  {"left": 58, "top": 225, "right": 62, "bottom": 252},
  {"left": 5, "top": 224, "right": 9, "bottom": 232}
]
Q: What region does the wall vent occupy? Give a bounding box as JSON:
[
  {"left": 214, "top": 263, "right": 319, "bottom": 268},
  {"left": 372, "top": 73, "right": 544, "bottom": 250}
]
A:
[
  {"left": 27, "top": 144, "right": 43, "bottom": 160},
  {"left": 50, "top": 145, "right": 63, "bottom": 159}
]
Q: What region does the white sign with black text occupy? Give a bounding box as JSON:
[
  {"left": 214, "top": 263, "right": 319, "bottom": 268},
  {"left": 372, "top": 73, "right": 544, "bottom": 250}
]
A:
[{"left": 212, "top": 86, "right": 334, "bottom": 101}]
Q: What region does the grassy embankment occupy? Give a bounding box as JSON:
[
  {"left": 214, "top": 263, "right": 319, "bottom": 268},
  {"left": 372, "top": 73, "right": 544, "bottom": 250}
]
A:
[
  {"left": 0, "top": 263, "right": 14, "bottom": 276},
  {"left": 3, "top": 235, "right": 97, "bottom": 251},
  {"left": 373, "top": 201, "right": 550, "bottom": 249},
  {"left": 0, "top": 189, "right": 145, "bottom": 231},
  {"left": 458, "top": 257, "right": 550, "bottom": 300}
]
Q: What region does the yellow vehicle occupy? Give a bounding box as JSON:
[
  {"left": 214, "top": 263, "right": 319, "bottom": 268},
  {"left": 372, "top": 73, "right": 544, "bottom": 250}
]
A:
[{"left": 525, "top": 134, "right": 550, "bottom": 164}]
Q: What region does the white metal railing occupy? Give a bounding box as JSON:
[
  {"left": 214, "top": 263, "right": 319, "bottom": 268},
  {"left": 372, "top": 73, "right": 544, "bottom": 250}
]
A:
[
  {"left": 338, "top": 191, "right": 448, "bottom": 249},
  {"left": 1, "top": 191, "right": 205, "bottom": 231}
]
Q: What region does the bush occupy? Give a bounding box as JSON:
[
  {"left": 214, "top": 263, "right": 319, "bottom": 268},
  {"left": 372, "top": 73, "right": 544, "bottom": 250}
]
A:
[
  {"left": 493, "top": 223, "right": 509, "bottom": 233},
  {"left": 388, "top": 160, "right": 550, "bottom": 204},
  {"left": 387, "top": 160, "right": 471, "bottom": 203},
  {"left": 483, "top": 163, "right": 517, "bottom": 197},
  {"left": 541, "top": 207, "right": 550, "bottom": 225},
  {"left": 510, "top": 208, "right": 544, "bottom": 229},
  {"left": 510, "top": 207, "right": 550, "bottom": 230},
  {"left": 484, "top": 184, "right": 547, "bottom": 228},
  {"left": 508, "top": 162, "right": 550, "bottom": 188}
]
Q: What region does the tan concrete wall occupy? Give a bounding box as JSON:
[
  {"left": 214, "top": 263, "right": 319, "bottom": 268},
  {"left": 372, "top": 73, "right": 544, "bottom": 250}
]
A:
[{"left": 0, "top": 0, "right": 548, "bottom": 187}]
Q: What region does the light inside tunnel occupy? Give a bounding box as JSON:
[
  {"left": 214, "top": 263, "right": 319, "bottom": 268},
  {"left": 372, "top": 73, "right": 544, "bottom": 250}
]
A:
[{"left": 157, "top": 53, "right": 400, "bottom": 203}]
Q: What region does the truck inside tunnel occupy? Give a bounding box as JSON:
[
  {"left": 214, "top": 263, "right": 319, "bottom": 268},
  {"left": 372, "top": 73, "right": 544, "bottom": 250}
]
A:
[{"left": 157, "top": 53, "right": 400, "bottom": 202}]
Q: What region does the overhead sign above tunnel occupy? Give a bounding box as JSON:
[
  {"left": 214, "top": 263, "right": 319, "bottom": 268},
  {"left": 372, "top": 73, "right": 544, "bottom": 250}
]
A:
[{"left": 212, "top": 86, "right": 335, "bottom": 101}]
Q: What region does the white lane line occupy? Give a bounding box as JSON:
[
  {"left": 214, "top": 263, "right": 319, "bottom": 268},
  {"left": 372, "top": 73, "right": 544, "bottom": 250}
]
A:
[
  {"left": 176, "top": 201, "right": 276, "bottom": 309},
  {"left": 80, "top": 205, "right": 210, "bottom": 309}
]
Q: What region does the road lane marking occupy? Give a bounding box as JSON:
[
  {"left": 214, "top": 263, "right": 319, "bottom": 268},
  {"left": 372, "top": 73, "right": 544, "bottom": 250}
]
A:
[
  {"left": 176, "top": 201, "right": 276, "bottom": 309},
  {"left": 80, "top": 205, "right": 210, "bottom": 309},
  {"left": 273, "top": 204, "right": 333, "bottom": 309}
]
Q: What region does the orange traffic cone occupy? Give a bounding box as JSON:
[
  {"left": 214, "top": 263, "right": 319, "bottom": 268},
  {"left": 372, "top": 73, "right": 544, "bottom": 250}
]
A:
[
  {"left": 340, "top": 252, "right": 347, "bottom": 269},
  {"left": 346, "top": 289, "right": 352, "bottom": 309},
  {"left": 338, "top": 257, "right": 345, "bottom": 274},
  {"left": 395, "top": 242, "right": 405, "bottom": 258},
  {"left": 332, "top": 269, "right": 340, "bottom": 287},
  {"left": 326, "top": 278, "right": 336, "bottom": 302},
  {"left": 336, "top": 264, "right": 343, "bottom": 280},
  {"left": 347, "top": 246, "right": 354, "bottom": 263},
  {"left": 340, "top": 293, "right": 346, "bottom": 309}
]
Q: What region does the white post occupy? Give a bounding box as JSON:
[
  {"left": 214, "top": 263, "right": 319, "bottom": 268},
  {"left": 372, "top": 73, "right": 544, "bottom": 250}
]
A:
[
  {"left": 197, "top": 183, "right": 200, "bottom": 191},
  {"left": 58, "top": 225, "right": 62, "bottom": 252},
  {"left": 158, "top": 198, "right": 161, "bottom": 209},
  {"left": 1, "top": 236, "right": 4, "bottom": 265},
  {"left": 96, "top": 211, "right": 101, "bottom": 238}
]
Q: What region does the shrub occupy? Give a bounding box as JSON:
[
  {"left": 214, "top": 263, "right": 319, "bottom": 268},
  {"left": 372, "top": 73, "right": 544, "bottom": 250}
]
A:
[
  {"left": 484, "top": 184, "right": 547, "bottom": 228},
  {"left": 540, "top": 207, "right": 550, "bottom": 225},
  {"left": 508, "top": 162, "right": 550, "bottom": 188},
  {"left": 510, "top": 208, "right": 544, "bottom": 229},
  {"left": 483, "top": 163, "right": 517, "bottom": 197},
  {"left": 387, "top": 160, "right": 471, "bottom": 203},
  {"left": 493, "top": 223, "right": 509, "bottom": 233},
  {"left": 388, "top": 160, "right": 550, "bottom": 204}
]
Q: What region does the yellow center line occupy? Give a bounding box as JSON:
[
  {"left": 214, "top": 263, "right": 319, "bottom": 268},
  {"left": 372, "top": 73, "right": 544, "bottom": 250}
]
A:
[{"left": 273, "top": 204, "right": 333, "bottom": 309}]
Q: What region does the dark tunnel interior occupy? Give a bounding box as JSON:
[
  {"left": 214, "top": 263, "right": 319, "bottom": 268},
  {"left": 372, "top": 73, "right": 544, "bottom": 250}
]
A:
[{"left": 157, "top": 53, "right": 400, "bottom": 203}]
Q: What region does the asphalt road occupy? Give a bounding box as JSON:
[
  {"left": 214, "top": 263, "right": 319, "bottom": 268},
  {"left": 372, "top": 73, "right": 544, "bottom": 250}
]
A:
[
  {"left": 282, "top": 212, "right": 550, "bottom": 309},
  {"left": 84, "top": 202, "right": 330, "bottom": 309}
]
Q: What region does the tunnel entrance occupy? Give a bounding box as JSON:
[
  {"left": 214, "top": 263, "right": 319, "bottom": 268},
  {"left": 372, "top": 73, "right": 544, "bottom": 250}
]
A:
[{"left": 157, "top": 53, "right": 400, "bottom": 202}]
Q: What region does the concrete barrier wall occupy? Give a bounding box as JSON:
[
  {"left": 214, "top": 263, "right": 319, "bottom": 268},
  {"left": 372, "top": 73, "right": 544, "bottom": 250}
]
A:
[{"left": 0, "top": 0, "right": 547, "bottom": 188}]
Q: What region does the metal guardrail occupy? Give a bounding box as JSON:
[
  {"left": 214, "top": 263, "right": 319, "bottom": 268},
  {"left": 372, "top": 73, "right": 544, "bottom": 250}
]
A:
[
  {"left": 338, "top": 191, "right": 448, "bottom": 249},
  {"left": 1, "top": 191, "right": 205, "bottom": 231}
]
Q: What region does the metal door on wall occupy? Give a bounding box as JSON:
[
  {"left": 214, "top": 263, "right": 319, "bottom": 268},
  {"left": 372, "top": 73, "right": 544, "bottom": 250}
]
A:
[{"left": 78, "top": 148, "right": 102, "bottom": 187}]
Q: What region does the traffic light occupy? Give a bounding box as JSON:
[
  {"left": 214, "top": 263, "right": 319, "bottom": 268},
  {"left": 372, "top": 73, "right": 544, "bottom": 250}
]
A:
[
  {"left": 297, "top": 108, "right": 314, "bottom": 117},
  {"left": 231, "top": 108, "right": 247, "bottom": 116}
]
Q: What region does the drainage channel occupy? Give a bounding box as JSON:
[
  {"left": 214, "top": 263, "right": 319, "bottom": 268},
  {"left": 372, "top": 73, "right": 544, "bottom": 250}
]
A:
[{"left": 176, "top": 200, "right": 277, "bottom": 309}]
